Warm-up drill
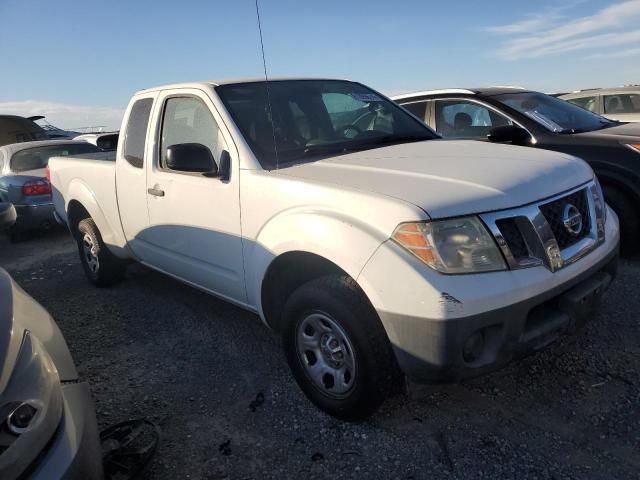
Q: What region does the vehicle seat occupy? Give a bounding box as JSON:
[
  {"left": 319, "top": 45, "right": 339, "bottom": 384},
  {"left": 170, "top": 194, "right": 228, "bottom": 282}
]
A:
[
  {"left": 605, "top": 96, "right": 622, "bottom": 113},
  {"left": 454, "top": 112, "right": 472, "bottom": 131}
]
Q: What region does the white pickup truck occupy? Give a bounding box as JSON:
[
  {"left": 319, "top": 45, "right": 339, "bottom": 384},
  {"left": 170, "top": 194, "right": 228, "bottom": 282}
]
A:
[{"left": 49, "top": 78, "right": 619, "bottom": 419}]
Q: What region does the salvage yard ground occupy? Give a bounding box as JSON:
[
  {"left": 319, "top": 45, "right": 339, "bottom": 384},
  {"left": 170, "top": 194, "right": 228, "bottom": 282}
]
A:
[{"left": 1, "top": 229, "right": 638, "bottom": 480}]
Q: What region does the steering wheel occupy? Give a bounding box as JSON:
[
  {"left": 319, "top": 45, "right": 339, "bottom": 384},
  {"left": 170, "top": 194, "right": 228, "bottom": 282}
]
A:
[{"left": 339, "top": 124, "right": 362, "bottom": 139}]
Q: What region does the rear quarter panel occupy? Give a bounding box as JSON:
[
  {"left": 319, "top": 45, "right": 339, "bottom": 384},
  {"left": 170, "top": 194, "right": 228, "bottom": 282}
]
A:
[{"left": 49, "top": 155, "right": 129, "bottom": 256}]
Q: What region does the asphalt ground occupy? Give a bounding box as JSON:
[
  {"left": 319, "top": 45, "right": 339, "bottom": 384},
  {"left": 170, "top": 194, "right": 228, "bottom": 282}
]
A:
[{"left": 1, "top": 228, "right": 638, "bottom": 479}]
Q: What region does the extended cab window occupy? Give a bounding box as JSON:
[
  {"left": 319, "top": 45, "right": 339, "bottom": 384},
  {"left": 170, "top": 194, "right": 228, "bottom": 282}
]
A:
[
  {"left": 159, "top": 96, "right": 225, "bottom": 171},
  {"left": 123, "top": 98, "right": 153, "bottom": 168},
  {"left": 435, "top": 100, "right": 512, "bottom": 139}
]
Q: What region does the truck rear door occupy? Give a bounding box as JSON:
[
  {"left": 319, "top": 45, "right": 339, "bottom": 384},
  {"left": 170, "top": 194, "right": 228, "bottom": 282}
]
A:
[
  {"left": 115, "top": 93, "right": 157, "bottom": 258},
  {"left": 141, "top": 88, "right": 245, "bottom": 304}
]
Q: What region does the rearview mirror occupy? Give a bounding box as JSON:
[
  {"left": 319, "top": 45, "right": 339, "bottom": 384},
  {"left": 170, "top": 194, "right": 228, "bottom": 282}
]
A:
[
  {"left": 0, "top": 202, "right": 17, "bottom": 229},
  {"left": 165, "top": 143, "right": 218, "bottom": 175},
  {"left": 487, "top": 125, "right": 532, "bottom": 146}
]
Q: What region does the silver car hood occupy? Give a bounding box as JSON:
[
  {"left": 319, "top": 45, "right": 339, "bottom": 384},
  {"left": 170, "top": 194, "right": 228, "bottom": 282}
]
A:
[{"left": 0, "top": 268, "right": 76, "bottom": 393}]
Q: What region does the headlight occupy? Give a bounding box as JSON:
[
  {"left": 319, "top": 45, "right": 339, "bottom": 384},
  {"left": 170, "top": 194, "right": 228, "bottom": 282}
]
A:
[
  {"left": 0, "top": 331, "right": 63, "bottom": 476},
  {"left": 392, "top": 217, "right": 507, "bottom": 274},
  {"left": 625, "top": 143, "right": 640, "bottom": 154},
  {"left": 590, "top": 177, "right": 606, "bottom": 240}
]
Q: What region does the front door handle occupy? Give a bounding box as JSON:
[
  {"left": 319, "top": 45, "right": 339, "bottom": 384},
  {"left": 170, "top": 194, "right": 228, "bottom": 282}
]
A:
[{"left": 147, "top": 187, "right": 165, "bottom": 197}]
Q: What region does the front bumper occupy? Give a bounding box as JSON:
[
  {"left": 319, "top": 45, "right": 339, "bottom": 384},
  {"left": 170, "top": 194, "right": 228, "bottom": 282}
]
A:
[
  {"left": 13, "top": 202, "right": 55, "bottom": 230},
  {"left": 30, "top": 382, "right": 103, "bottom": 480},
  {"left": 357, "top": 206, "right": 620, "bottom": 383}
]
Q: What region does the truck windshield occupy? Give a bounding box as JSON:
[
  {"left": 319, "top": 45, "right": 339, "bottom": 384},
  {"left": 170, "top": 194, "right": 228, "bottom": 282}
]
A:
[
  {"left": 496, "top": 92, "right": 616, "bottom": 134},
  {"left": 216, "top": 80, "right": 437, "bottom": 169}
]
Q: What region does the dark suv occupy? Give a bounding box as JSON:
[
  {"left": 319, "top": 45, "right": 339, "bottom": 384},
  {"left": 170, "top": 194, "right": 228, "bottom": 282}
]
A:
[{"left": 393, "top": 87, "right": 640, "bottom": 254}]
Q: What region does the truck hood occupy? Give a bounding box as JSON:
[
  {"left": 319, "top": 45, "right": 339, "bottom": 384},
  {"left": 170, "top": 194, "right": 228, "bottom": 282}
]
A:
[{"left": 274, "top": 140, "right": 593, "bottom": 219}]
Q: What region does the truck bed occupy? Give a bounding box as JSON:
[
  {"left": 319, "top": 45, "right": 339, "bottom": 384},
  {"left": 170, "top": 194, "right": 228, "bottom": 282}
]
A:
[{"left": 48, "top": 154, "right": 125, "bottom": 250}]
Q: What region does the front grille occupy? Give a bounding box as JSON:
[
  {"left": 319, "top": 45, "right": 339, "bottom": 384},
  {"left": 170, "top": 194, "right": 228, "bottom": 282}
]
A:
[
  {"left": 539, "top": 189, "right": 591, "bottom": 249},
  {"left": 496, "top": 218, "right": 528, "bottom": 259},
  {"left": 481, "top": 182, "right": 602, "bottom": 273}
]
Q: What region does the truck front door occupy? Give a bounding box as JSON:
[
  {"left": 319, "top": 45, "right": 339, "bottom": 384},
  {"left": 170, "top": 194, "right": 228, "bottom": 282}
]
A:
[{"left": 142, "top": 89, "right": 246, "bottom": 304}]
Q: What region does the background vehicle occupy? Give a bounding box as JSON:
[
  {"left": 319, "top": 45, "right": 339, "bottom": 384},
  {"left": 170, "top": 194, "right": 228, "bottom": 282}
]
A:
[
  {"left": 393, "top": 87, "right": 640, "bottom": 254},
  {"left": 560, "top": 86, "right": 640, "bottom": 122},
  {"left": 0, "top": 140, "right": 101, "bottom": 240},
  {"left": 0, "top": 115, "right": 47, "bottom": 147},
  {"left": 0, "top": 202, "right": 103, "bottom": 479},
  {"left": 74, "top": 133, "right": 120, "bottom": 152},
  {"left": 29, "top": 116, "right": 81, "bottom": 139},
  {"left": 49, "top": 79, "right": 619, "bottom": 419}
]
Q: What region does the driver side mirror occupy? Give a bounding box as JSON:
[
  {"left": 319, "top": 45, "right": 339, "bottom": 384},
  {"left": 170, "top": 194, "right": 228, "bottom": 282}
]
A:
[
  {"left": 0, "top": 202, "right": 17, "bottom": 229},
  {"left": 166, "top": 143, "right": 218, "bottom": 175},
  {"left": 487, "top": 125, "right": 532, "bottom": 146}
]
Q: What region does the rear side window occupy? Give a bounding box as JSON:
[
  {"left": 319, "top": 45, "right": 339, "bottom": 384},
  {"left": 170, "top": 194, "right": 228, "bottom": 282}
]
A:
[
  {"left": 123, "top": 98, "right": 153, "bottom": 168},
  {"left": 604, "top": 94, "right": 640, "bottom": 114}
]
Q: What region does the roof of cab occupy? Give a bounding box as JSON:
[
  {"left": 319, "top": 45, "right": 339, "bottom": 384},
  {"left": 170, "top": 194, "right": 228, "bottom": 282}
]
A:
[{"left": 134, "top": 77, "right": 353, "bottom": 95}]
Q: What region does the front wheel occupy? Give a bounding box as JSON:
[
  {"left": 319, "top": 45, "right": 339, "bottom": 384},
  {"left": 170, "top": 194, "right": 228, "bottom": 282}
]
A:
[
  {"left": 282, "top": 275, "right": 402, "bottom": 420},
  {"left": 76, "top": 218, "right": 125, "bottom": 287}
]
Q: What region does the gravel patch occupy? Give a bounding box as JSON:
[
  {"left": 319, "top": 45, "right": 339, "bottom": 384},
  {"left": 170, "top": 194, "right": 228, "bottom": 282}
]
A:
[{"left": 1, "top": 231, "right": 638, "bottom": 479}]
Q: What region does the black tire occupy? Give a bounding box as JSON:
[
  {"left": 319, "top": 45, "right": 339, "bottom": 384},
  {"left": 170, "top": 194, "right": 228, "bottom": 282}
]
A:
[
  {"left": 8, "top": 226, "right": 28, "bottom": 243},
  {"left": 76, "top": 218, "right": 126, "bottom": 287},
  {"left": 603, "top": 186, "right": 639, "bottom": 256},
  {"left": 282, "top": 275, "right": 402, "bottom": 420}
]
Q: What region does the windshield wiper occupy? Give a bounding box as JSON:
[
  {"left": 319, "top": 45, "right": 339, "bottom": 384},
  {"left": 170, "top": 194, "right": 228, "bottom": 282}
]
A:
[
  {"left": 558, "top": 120, "right": 617, "bottom": 134},
  {"left": 302, "top": 143, "right": 352, "bottom": 156}
]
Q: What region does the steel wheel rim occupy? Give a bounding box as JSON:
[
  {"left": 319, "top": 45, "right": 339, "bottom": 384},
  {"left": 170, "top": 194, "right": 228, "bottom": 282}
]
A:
[
  {"left": 82, "top": 233, "right": 99, "bottom": 274},
  {"left": 296, "top": 312, "right": 356, "bottom": 398}
]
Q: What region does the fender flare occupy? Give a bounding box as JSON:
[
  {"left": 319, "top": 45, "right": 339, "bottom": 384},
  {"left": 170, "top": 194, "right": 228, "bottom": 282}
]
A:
[
  {"left": 65, "top": 179, "right": 129, "bottom": 258},
  {"left": 246, "top": 207, "right": 389, "bottom": 319}
]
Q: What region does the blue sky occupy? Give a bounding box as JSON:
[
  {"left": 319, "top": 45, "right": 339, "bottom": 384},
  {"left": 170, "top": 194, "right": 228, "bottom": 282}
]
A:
[{"left": 1, "top": 0, "right": 638, "bottom": 129}]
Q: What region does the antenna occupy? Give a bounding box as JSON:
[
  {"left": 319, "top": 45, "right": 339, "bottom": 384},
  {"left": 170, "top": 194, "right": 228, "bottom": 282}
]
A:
[{"left": 255, "top": 0, "right": 280, "bottom": 170}]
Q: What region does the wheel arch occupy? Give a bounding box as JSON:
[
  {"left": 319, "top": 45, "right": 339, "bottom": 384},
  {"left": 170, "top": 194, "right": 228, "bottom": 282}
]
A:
[
  {"left": 64, "top": 180, "right": 130, "bottom": 258},
  {"left": 260, "top": 251, "right": 360, "bottom": 332}
]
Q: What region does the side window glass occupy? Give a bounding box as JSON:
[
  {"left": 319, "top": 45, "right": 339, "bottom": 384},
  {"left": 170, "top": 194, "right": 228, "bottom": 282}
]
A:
[
  {"left": 160, "top": 96, "right": 225, "bottom": 171},
  {"left": 435, "top": 100, "right": 512, "bottom": 139},
  {"left": 123, "top": 98, "right": 153, "bottom": 168},
  {"left": 568, "top": 96, "right": 597, "bottom": 113},
  {"left": 604, "top": 94, "right": 640, "bottom": 114},
  {"left": 604, "top": 95, "right": 624, "bottom": 114},
  {"left": 400, "top": 102, "right": 427, "bottom": 122}
]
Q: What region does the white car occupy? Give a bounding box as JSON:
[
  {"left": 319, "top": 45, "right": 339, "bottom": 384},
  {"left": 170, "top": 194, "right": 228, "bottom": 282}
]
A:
[
  {"left": 73, "top": 133, "right": 119, "bottom": 151},
  {"left": 560, "top": 87, "right": 640, "bottom": 122},
  {"left": 48, "top": 78, "right": 619, "bottom": 419}
]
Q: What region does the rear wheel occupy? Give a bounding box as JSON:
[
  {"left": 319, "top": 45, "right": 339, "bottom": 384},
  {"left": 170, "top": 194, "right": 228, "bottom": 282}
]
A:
[
  {"left": 282, "top": 275, "right": 402, "bottom": 420},
  {"left": 603, "top": 186, "right": 638, "bottom": 256},
  {"left": 76, "top": 218, "right": 125, "bottom": 287}
]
